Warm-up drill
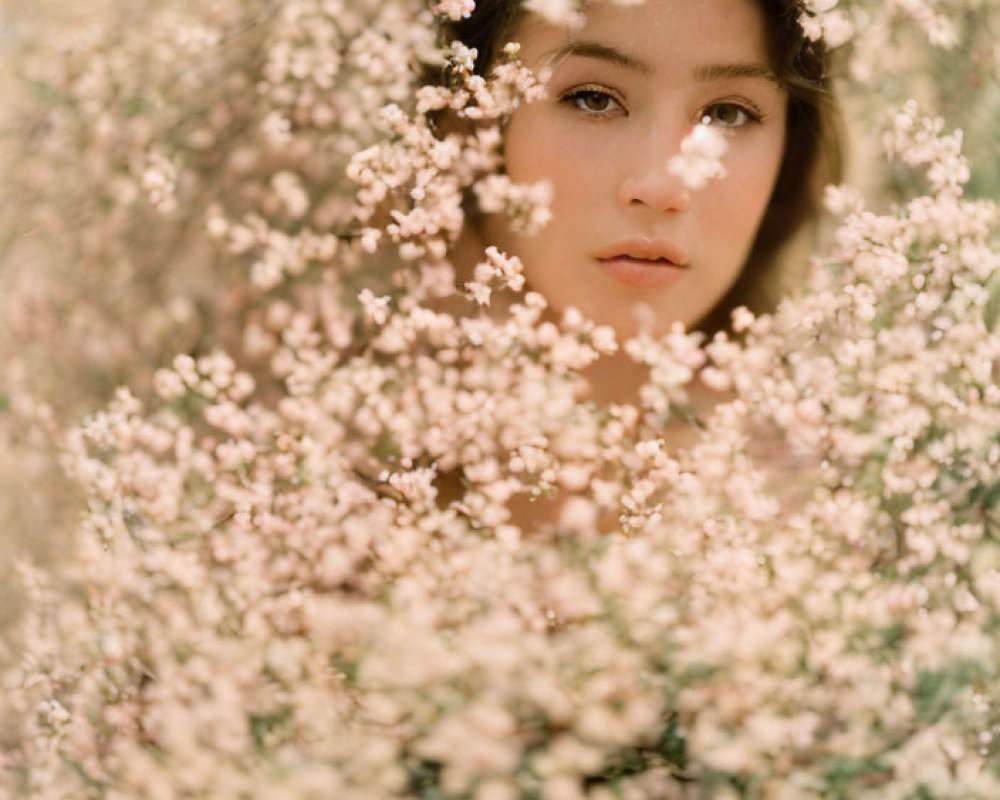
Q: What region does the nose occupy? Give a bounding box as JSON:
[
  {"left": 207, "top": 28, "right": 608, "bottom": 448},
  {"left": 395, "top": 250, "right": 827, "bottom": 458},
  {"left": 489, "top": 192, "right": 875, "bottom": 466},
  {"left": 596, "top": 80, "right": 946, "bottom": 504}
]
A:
[{"left": 616, "top": 125, "right": 693, "bottom": 214}]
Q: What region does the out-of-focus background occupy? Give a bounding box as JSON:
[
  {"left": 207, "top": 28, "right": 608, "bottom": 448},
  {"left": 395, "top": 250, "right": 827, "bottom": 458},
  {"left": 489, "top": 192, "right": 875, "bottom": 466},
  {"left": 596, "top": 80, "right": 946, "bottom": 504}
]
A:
[
  {"left": 1, "top": 0, "right": 211, "bottom": 627},
  {"left": 2, "top": 0, "right": 999, "bottom": 630}
]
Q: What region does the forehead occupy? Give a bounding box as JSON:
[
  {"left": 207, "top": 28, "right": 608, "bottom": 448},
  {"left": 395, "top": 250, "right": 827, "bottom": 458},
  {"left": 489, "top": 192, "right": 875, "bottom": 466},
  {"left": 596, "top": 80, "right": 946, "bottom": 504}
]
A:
[{"left": 514, "top": 0, "right": 772, "bottom": 73}]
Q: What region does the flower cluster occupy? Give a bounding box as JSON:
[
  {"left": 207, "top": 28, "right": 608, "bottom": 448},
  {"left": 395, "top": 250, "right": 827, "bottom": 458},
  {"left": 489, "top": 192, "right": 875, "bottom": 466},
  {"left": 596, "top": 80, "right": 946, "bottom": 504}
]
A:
[
  {"left": 667, "top": 124, "right": 729, "bottom": 192},
  {"left": 2, "top": 1, "right": 1000, "bottom": 799},
  {"left": 815, "top": 0, "right": 1000, "bottom": 200}
]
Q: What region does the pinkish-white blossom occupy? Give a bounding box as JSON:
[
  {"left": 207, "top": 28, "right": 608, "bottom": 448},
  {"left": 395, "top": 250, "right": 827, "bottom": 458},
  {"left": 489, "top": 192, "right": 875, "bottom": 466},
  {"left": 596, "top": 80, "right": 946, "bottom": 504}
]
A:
[{"left": 667, "top": 123, "right": 728, "bottom": 191}]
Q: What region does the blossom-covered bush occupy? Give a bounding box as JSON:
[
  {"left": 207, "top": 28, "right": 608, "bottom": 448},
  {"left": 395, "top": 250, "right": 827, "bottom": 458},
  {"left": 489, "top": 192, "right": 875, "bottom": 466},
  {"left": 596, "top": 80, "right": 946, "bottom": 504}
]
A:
[{"left": 2, "top": 1, "right": 1000, "bottom": 798}]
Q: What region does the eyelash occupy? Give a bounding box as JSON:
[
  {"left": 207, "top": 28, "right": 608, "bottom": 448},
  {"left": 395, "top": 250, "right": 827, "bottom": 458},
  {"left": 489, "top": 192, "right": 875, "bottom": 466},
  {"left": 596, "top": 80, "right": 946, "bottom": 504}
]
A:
[{"left": 559, "top": 85, "right": 766, "bottom": 129}]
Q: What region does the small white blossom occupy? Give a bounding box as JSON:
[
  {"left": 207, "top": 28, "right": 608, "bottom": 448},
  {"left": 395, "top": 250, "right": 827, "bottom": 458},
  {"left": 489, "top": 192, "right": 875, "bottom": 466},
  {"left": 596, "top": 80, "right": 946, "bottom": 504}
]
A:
[
  {"left": 667, "top": 124, "right": 728, "bottom": 190},
  {"left": 433, "top": 0, "right": 476, "bottom": 21},
  {"left": 358, "top": 288, "right": 392, "bottom": 324}
]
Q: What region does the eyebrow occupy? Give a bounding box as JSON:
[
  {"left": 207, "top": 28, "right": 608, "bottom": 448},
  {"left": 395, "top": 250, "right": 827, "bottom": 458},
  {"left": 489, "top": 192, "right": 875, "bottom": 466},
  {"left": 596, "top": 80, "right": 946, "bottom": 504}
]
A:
[
  {"left": 694, "top": 62, "right": 780, "bottom": 85},
  {"left": 549, "top": 41, "right": 653, "bottom": 75},
  {"left": 548, "top": 40, "right": 780, "bottom": 86}
]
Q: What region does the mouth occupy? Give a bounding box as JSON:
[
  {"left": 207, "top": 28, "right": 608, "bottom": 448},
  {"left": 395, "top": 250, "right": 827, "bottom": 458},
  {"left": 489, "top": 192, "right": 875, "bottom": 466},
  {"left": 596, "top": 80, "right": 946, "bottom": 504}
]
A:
[{"left": 594, "top": 238, "right": 689, "bottom": 289}]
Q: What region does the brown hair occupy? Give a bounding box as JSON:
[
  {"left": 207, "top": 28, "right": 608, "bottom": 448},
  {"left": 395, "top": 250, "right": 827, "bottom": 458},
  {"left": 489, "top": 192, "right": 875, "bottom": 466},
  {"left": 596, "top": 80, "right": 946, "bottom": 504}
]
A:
[{"left": 446, "top": 0, "right": 844, "bottom": 330}]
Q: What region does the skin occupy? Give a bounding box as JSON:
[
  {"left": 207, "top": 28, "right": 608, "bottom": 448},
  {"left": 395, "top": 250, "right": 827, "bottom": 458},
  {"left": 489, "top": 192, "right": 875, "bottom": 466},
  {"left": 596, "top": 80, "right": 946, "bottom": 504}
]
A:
[{"left": 480, "top": 0, "right": 789, "bottom": 341}]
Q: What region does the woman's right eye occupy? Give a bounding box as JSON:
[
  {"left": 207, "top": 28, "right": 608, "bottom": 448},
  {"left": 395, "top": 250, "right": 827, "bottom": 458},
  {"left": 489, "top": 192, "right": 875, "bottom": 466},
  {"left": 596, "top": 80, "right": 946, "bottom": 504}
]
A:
[{"left": 561, "top": 87, "right": 625, "bottom": 118}]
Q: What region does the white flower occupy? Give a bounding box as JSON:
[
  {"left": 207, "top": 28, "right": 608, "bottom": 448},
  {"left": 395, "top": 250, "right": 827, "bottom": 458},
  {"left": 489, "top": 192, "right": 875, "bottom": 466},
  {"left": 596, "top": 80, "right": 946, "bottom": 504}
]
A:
[
  {"left": 433, "top": 0, "right": 476, "bottom": 21},
  {"left": 798, "top": 1, "right": 854, "bottom": 48},
  {"left": 667, "top": 123, "right": 728, "bottom": 190},
  {"left": 524, "top": 0, "right": 585, "bottom": 29},
  {"left": 141, "top": 151, "right": 179, "bottom": 214},
  {"left": 358, "top": 288, "right": 392, "bottom": 325},
  {"left": 805, "top": 0, "right": 839, "bottom": 13}
]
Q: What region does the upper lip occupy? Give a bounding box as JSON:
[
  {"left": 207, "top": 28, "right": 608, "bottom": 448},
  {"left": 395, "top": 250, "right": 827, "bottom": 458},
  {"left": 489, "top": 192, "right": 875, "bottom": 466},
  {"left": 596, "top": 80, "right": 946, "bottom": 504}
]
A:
[{"left": 593, "top": 237, "right": 689, "bottom": 267}]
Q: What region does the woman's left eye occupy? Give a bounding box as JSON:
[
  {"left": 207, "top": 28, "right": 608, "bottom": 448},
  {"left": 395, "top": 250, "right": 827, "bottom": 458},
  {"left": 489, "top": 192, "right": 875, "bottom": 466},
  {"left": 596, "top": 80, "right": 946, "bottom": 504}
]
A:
[{"left": 700, "top": 102, "right": 762, "bottom": 129}]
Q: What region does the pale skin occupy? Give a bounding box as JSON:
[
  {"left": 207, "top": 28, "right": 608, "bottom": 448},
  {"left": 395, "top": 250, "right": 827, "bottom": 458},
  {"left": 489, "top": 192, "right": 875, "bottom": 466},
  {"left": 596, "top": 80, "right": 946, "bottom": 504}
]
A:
[{"left": 472, "top": 0, "right": 790, "bottom": 402}]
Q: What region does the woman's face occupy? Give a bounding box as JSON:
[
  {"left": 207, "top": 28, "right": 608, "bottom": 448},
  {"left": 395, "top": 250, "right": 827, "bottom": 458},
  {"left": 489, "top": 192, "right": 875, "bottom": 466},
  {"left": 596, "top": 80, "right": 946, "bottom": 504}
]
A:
[{"left": 482, "top": 0, "right": 788, "bottom": 338}]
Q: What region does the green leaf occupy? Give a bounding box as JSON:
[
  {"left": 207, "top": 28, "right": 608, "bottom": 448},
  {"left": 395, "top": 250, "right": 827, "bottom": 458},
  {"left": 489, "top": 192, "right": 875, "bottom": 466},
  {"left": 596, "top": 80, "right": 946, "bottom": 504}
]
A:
[
  {"left": 970, "top": 480, "right": 1000, "bottom": 511},
  {"left": 983, "top": 273, "right": 1000, "bottom": 331},
  {"left": 821, "top": 754, "right": 892, "bottom": 785},
  {"left": 656, "top": 716, "right": 688, "bottom": 770},
  {"left": 913, "top": 661, "right": 992, "bottom": 725},
  {"left": 248, "top": 708, "right": 292, "bottom": 749}
]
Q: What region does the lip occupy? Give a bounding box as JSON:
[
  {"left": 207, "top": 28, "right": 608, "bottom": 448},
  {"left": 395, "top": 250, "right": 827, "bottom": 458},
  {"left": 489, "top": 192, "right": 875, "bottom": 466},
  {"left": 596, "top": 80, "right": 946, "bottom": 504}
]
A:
[{"left": 594, "top": 237, "right": 690, "bottom": 289}]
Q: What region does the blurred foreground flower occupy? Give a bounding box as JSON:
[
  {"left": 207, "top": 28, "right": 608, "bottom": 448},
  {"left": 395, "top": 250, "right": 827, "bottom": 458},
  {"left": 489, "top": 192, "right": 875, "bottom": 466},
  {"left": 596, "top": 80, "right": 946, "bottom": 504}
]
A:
[{"left": 667, "top": 123, "right": 729, "bottom": 192}]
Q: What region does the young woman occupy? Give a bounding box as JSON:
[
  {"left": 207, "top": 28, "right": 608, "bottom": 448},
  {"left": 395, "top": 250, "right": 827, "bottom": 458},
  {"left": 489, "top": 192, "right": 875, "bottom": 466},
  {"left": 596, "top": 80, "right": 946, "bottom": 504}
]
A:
[
  {"left": 446, "top": 0, "right": 843, "bottom": 527},
  {"left": 451, "top": 0, "right": 842, "bottom": 344}
]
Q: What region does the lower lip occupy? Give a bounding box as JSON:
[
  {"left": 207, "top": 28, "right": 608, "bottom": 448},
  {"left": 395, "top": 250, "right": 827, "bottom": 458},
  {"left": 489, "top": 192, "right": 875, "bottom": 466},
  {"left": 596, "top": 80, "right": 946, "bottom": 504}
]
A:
[{"left": 596, "top": 257, "right": 686, "bottom": 289}]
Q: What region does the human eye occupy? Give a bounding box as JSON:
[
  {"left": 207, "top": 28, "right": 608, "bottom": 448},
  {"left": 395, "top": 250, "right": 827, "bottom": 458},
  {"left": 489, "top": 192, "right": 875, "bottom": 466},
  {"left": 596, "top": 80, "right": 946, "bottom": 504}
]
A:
[
  {"left": 699, "top": 100, "right": 764, "bottom": 130},
  {"left": 559, "top": 85, "right": 626, "bottom": 118}
]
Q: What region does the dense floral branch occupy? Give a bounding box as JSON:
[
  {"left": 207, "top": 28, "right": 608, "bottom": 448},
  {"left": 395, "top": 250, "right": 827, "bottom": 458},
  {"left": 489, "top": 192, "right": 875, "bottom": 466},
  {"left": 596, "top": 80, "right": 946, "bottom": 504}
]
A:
[{"left": 1, "top": 1, "right": 1000, "bottom": 799}]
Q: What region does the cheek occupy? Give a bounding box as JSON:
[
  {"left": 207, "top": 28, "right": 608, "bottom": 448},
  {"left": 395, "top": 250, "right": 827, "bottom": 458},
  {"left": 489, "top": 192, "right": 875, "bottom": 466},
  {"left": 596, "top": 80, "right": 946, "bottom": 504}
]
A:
[
  {"left": 717, "top": 138, "right": 786, "bottom": 247},
  {"left": 500, "top": 110, "right": 601, "bottom": 249},
  {"left": 502, "top": 106, "right": 549, "bottom": 183},
  {"left": 504, "top": 110, "right": 594, "bottom": 195}
]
